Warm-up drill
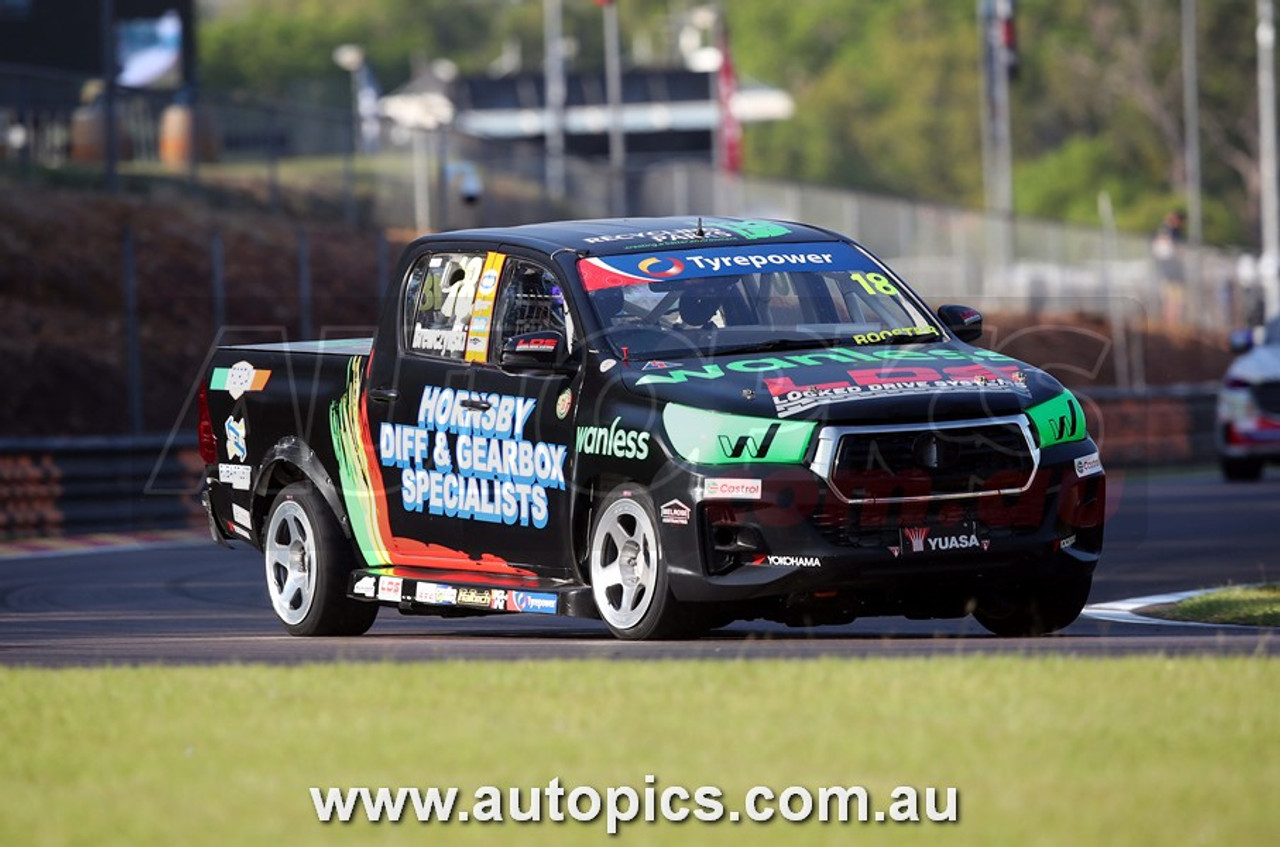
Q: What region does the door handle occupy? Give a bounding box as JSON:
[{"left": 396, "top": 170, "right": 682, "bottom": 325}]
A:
[
  {"left": 368, "top": 387, "right": 399, "bottom": 403},
  {"left": 460, "top": 398, "right": 492, "bottom": 411}
]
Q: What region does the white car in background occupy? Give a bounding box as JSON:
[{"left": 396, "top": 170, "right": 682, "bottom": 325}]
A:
[{"left": 1218, "top": 317, "right": 1280, "bottom": 481}]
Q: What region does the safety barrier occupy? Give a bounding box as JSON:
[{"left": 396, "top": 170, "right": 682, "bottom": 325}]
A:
[
  {"left": 0, "top": 435, "right": 205, "bottom": 540},
  {"left": 0, "top": 388, "right": 1222, "bottom": 540}
]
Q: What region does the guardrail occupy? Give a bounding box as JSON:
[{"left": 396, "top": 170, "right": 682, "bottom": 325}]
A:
[
  {"left": 0, "top": 435, "right": 204, "bottom": 540},
  {"left": 0, "top": 388, "right": 1222, "bottom": 540}
]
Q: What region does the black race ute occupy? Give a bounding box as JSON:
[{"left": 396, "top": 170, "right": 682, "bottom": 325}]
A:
[{"left": 199, "top": 217, "right": 1104, "bottom": 640}]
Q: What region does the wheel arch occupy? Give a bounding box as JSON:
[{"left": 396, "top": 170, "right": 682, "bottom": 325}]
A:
[
  {"left": 571, "top": 471, "right": 633, "bottom": 585},
  {"left": 253, "top": 436, "right": 351, "bottom": 544}
]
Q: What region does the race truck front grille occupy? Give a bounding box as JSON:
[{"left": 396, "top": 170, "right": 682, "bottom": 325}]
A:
[
  {"left": 1253, "top": 381, "right": 1280, "bottom": 415},
  {"left": 809, "top": 416, "right": 1039, "bottom": 503}
]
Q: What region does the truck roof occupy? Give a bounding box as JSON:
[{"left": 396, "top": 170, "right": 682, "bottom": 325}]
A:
[{"left": 415, "top": 216, "right": 843, "bottom": 258}]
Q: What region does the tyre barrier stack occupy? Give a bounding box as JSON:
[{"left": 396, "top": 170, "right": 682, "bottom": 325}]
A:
[
  {"left": 0, "top": 388, "right": 1220, "bottom": 540},
  {"left": 0, "top": 436, "right": 205, "bottom": 540}
]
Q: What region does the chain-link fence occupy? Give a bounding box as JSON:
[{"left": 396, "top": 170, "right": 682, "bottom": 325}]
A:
[{"left": 2, "top": 62, "right": 1261, "bottom": 340}]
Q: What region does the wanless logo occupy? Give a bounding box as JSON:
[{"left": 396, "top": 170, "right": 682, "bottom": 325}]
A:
[
  {"left": 1049, "top": 399, "right": 1081, "bottom": 442},
  {"left": 718, "top": 423, "right": 780, "bottom": 460}
]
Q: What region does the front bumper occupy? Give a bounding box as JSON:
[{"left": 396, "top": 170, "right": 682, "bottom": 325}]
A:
[{"left": 655, "top": 440, "right": 1105, "bottom": 606}]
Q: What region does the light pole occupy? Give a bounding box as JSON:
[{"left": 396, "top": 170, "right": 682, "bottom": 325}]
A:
[
  {"left": 1259, "top": 1, "right": 1280, "bottom": 319},
  {"left": 332, "top": 43, "right": 365, "bottom": 226}
]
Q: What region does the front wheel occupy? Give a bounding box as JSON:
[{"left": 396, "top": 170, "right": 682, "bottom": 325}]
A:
[
  {"left": 973, "top": 570, "right": 1093, "bottom": 637},
  {"left": 588, "top": 485, "right": 693, "bottom": 640},
  {"left": 263, "top": 482, "right": 378, "bottom": 636}
]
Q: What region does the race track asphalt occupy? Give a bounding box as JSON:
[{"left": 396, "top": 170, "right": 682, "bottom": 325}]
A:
[{"left": 0, "top": 467, "right": 1275, "bottom": 665}]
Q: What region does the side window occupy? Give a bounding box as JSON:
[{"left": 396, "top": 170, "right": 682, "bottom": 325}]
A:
[
  {"left": 489, "top": 261, "right": 570, "bottom": 356},
  {"left": 402, "top": 252, "right": 486, "bottom": 360}
]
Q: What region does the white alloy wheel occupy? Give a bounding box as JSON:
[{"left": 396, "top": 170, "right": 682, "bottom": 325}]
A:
[
  {"left": 264, "top": 500, "right": 317, "bottom": 626},
  {"left": 590, "top": 496, "right": 660, "bottom": 632}
]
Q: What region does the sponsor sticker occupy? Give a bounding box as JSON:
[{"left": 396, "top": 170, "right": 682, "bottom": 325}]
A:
[
  {"left": 576, "top": 417, "right": 650, "bottom": 460},
  {"left": 210, "top": 361, "right": 271, "bottom": 399},
  {"left": 457, "top": 587, "right": 493, "bottom": 608},
  {"left": 381, "top": 386, "right": 566, "bottom": 530},
  {"left": 228, "top": 521, "right": 251, "bottom": 540},
  {"left": 218, "top": 463, "right": 251, "bottom": 491},
  {"left": 660, "top": 499, "right": 692, "bottom": 526},
  {"left": 377, "top": 576, "right": 404, "bottom": 602},
  {"left": 506, "top": 591, "right": 559, "bottom": 615},
  {"left": 415, "top": 582, "right": 458, "bottom": 606},
  {"left": 1074, "top": 451, "right": 1103, "bottom": 478},
  {"left": 703, "top": 478, "right": 762, "bottom": 500},
  {"left": 231, "top": 503, "right": 252, "bottom": 530},
  {"left": 225, "top": 416, "right": 247, "bottom": 462},
  {"left": 352, "top": 575, "right": 376, "bottom": 598},
  {"left": 1059, "top": 534, "right": 1077, "bottom": 551},
  {"left": 412, "top": 324, "right": 466, "bottom": 355},
  {"left": 556, "top": 389, "right": 573, "bottom": 420},
  {"left": 600, "top": 358, "right": 617, "bottom": 373},
  {"left": 899, "top": 524, "right": 989, "bottom": 555},
  {"left": 751, "top": 555, "right": 822, "bottom": 568}
]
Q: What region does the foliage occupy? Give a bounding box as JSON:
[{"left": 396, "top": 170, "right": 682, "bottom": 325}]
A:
[{"left": 198, "top": 0, "right": 1266, "bottom": 247}]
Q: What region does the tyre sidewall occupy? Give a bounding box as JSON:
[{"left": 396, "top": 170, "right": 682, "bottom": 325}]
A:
[{"left": 589, "top": 484, "right": 680, "bottom": 641}]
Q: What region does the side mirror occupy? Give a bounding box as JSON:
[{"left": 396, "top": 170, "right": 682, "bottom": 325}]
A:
[
  {"left": 500, "top": 330, "right": 574, "bottom": 372},
  {"left": 1228, "top": 328, "right": 1255, "bottom": 355},
  {"left": 938, "top": 304, "right": 984, "bottom": 343}
]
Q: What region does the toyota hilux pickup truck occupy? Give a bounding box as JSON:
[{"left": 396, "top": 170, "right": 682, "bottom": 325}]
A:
[{"left": 199, "top": 216, "right": 1105, "bottom": 640}]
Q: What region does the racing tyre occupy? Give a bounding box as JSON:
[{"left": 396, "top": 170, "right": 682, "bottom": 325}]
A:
[
  {"left": 264, "top": 482, "right": 378, "bottom": 637},
  {"left": 973, "top": 570, "right": 1092, "bottom": 637},
  {"left": 588, "top": 484, "right": 693, "bottom": 640},
  {"left": 1220, "top": 457, "right": 1264, "bottom": 482}
]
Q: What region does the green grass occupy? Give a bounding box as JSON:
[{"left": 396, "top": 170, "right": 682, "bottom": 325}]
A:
[
  {"left": 1, "top": 658, "right": 1277, "bottom": 846},
  {"left": 1145, "top": 585, "right": 1280, "bottom": 627}
]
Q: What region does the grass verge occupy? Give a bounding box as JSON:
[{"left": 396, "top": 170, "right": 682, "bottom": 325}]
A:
[
  {"left": 2, "top": 657, "right": 1277, "bottom": 846},
  {"left": 1143, "top": 584, "right": 1280, "bottom": 626}
]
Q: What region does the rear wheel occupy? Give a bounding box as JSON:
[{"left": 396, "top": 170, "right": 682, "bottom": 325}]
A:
[
  {"left": 1220, "top": 456, "right": 1264, "bottom": 482},
  {"left": 264, "top": 482, "right": 378, "bottom": 636},
  {"left": 973, "top": 570, "right": 1092, "bottom": 637},
  {"left": 588, "top": 485, "right": 693, "bottom": 640}
]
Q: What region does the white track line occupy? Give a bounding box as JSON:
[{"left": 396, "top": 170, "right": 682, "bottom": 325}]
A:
[{"left": 1083, "top": 589, "right": 1265, "bottom": 629}]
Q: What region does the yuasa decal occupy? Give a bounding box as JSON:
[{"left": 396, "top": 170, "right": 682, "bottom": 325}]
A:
[
  {"left": 506, "top": 591, "right": 559, "bottom": 614},
  {"left": 210, "top": 361, "right": 271, "bottom": 398},
  {"left": 224, "top": 416, "right": 247, "bottom": 461},
  {"left": 900, "top": 525, "right": 989, "bottom": 554},
  {"left": 703, "top": 478, "right": 762, "bottom": 499},
  {"left": 218, "top": 463, "right": 251, "bottom": 491},
  {"left": 576, "top": 417, "right": 651, "bottom": 460},
  {"left": 379, "top": 386, "right": 566, "bottom": 529}
]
